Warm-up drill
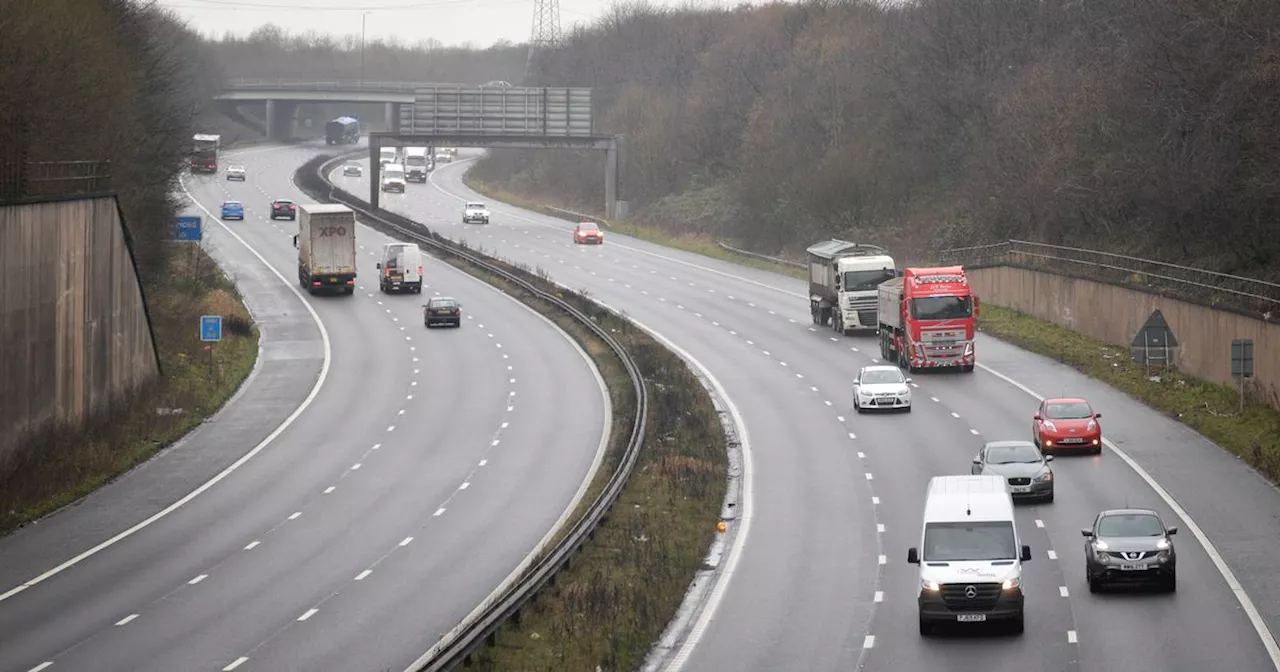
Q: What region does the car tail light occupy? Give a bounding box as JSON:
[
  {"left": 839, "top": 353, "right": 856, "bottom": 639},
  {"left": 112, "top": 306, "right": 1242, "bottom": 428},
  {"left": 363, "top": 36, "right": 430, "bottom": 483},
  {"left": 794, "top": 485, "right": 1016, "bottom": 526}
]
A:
[
  {"left": 418, "top": 265, "right": 423, "bottom": 274},
  {"left": 346, "top": 279, "right": 355, "bottom": 285},
  {"left": 312, "top": 281, "right": 321, "bottom": 287}
]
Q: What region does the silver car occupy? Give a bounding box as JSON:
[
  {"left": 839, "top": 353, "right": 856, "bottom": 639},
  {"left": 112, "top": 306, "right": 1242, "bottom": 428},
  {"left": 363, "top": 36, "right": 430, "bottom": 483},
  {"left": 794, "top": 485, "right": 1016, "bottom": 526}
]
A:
[
  {"left": 971, "top": 440, "right": 1054, "bottom": 503},
  {"left": 1083, "top": 508, "right": 1177, "bottom": 592},
  {"left": 225, "top": 165, "right": 246, "bottom": 181}
]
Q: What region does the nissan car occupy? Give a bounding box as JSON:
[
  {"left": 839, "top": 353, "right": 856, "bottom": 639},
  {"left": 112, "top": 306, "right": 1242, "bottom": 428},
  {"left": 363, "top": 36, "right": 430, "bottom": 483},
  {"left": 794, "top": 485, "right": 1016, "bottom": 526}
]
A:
[
  {"left": 852, "top": 365, "right": 912, "bottom": 412},
  {"left": 970, "top": 440, "right": 1054, "bottom": 503},
  {"left": 269, "top": 199, "right": 297, "bottom": 220},
  {"left": 1033, "top": 397, "right": 1103, "bottom": 455},
  {"left": 1083, "top": 508, "right": 1177, "bottom": 592}
]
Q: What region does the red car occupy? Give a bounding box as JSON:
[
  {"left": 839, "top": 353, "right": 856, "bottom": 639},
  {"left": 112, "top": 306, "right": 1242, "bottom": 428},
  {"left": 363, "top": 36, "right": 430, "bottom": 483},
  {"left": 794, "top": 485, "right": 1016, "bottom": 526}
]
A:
[
  {"left": 573, "top": 221, "right": 603, "bottom": 244},
  {"left": 1033, "top": 397, "right": 1102, "bottom": 454},
  {"left": 270, "top": 199, "right": 297, "bottom": 221}
]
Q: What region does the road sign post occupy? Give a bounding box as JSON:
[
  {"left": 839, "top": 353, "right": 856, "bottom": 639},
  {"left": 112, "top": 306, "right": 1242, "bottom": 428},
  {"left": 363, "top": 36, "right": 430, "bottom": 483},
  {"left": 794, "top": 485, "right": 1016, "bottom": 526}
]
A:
[
  {"left": 1232, "top": 338, "right": 1254, "bottom": 413},
  {"left": 175, "top": 216, "right": 203, "bottom": 279},
  {"left": 1130, "top": 309, "right": 1179, "bottom": 376},
  {"left": 201, "top": 315, "right": 222, "bottom": 380}
]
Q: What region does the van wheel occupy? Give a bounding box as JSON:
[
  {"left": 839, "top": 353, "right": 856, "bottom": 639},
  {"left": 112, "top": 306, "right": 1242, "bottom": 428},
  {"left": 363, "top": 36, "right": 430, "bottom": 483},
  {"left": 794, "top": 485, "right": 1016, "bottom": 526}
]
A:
[
  {"left": 919, "top": 618, "right": 933, "bottom": 636},
  {"left": 1010, "top": 612, "right": 1024, "bottom": 635}
]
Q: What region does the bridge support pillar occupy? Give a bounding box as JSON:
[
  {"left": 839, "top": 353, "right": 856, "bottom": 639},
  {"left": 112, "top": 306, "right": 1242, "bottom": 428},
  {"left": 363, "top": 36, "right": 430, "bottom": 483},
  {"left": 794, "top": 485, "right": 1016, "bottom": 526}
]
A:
[
  {"left": 265, "top": 99, "right": 276, "bottom": 140},
  {"left": 264, "top": 99, "right": 299, "bottom": 141},
  {"left": 370, "top": 134, "right": 382, "bottom": 212},
  {"left": 384, "top": 103, "right": 400, "bottom": 133},
  {"left": 604, "top": 137, "right": 619, "bottom": 220}
]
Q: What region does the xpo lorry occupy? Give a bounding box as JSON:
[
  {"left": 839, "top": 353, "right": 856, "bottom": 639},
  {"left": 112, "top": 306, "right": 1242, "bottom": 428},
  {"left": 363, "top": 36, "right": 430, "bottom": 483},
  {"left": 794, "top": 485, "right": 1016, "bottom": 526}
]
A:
[
  {"left": 294, "top": 203, "right": 358, "bottom": 295},
  {"left": 807, "top": 240, "right": 898, "bottom": 335},
  {"left": 877, "top": 266, "right": 979, "bottom": 372}
]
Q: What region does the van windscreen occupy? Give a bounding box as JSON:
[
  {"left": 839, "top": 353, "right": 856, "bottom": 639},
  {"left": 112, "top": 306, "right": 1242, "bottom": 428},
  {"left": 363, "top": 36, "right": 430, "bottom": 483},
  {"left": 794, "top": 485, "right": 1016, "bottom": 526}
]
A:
[{"left": 922, "top": 521, "right": 1016, "bottom": 561}]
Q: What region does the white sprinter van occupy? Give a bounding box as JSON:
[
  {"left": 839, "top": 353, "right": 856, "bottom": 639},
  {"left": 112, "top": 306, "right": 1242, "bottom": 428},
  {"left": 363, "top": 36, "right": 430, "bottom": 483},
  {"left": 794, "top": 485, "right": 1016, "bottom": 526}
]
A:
[
  {"left": 376, "top": 242, "right": 423, "bottom": 294},
  {"left": 907, "top": 475, "right": 1031, "bottom": 635}
]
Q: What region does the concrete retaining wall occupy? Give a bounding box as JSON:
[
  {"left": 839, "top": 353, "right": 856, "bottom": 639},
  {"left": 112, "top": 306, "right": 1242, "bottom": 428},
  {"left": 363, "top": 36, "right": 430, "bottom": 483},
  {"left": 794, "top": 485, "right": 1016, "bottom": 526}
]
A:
[
  {"left": 968, "top": 266, "right": 1278, "bottom": 407},
  {"left": 0, "top": 195, "right": 159, "bottom": 465}
]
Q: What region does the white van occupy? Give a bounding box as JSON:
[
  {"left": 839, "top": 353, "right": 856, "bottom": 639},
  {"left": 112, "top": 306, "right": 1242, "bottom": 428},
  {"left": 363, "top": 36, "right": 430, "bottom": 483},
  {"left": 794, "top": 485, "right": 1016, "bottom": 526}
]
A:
[
  {"left": 907, "top": 475, "right": 1031, "bottom": 635},
  {"left": 376, "top": 242, "right": 423, "bottom": 294}
]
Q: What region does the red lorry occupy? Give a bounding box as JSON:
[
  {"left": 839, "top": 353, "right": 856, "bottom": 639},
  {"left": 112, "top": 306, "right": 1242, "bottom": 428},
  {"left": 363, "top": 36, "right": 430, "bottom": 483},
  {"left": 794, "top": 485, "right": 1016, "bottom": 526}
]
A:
[{"left": 877, "top": 265, "right": 979, "bottom": 372}]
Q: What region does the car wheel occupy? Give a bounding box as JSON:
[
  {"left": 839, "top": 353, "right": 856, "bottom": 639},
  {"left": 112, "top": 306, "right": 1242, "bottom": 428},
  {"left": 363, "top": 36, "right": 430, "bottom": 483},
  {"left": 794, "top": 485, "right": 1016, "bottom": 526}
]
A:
[
  {"left": 854, "top": 404, "right": 863, "bottom": 414},
  {"left": 903, "top": 404, "right": 912, "bottom": 413},
  {"left": 1093, "top": 446, "right": 1103, "bottom": 455},
  {"left": 1164, "top": 569, "right": 1177, "bottom": 592},
  {"left": 1087, "top": 571, "right": 1101, "bottom": 593},
  {"left": 919, "top": 617, "right": 932, "bottom": 637},
  {"left": 1044, "top": 491, "right": 1054, "bottom": 504}
]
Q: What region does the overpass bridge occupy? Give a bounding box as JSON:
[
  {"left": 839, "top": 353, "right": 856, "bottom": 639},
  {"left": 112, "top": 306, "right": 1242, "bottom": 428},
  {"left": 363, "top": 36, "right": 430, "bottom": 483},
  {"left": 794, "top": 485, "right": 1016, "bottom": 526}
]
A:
[{"left": 215, "top": 79, "right": 428, "bottom": 139}]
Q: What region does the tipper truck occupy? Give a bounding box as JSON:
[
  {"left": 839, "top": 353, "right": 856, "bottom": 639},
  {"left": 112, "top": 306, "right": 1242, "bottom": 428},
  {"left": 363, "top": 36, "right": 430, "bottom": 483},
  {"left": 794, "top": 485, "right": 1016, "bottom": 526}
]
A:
[
  {"left": 293, "top": 203, "right": 357, "bottom": 295},
  {"left": 878, "top": 265, "right": 979, "bottom": 372},
  {"left": 807, "top": 240, "right": 898, "bottom": 335}
]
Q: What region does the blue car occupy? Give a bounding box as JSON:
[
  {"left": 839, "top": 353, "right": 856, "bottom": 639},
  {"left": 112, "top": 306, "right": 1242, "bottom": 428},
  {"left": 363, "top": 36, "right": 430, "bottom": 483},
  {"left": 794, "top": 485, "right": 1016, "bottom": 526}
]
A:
[{"left": 220, "top": 200, "right": 244, "bottom": 220}]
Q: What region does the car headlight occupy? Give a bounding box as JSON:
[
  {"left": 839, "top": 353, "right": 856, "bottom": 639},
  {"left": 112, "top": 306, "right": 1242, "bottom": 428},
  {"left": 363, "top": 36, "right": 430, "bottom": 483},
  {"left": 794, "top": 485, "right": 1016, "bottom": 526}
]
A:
[
  {"left": 1087, "top": 420, "right": 1096, "bottom": 432},
  {"left": 1034, "top": 471, "right": 1053, "bottom": 483},
  {"left": 1002, "top": 577, "right": 1020, "bottom": 591},
  {"left": 1042, "top": 421, "right": 1057, "bottom": 432},
  {"left": 897, "top": 389, "right": 910, "bottom": 397},
  {"left": 1156, "top": 538, "right": 1170, "bottom": 550},
  {"left": 1093, "top": 539, "right": 1109, "bottom": 551},
  {"left": 921, "top": 579, "right": 940, "bottom": 592}
]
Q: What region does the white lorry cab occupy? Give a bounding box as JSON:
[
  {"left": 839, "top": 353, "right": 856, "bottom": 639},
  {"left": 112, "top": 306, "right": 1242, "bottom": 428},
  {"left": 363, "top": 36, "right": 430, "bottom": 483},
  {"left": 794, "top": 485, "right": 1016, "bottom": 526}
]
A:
[
  {"left": 379, "top": 147, "right": 397, "bottom": 165},
  {"left": 376, "top": 242, "right": 423, "bottom": 294},
  {"left": 907, "top": 475, "right": 1031, "bottom": 635}
]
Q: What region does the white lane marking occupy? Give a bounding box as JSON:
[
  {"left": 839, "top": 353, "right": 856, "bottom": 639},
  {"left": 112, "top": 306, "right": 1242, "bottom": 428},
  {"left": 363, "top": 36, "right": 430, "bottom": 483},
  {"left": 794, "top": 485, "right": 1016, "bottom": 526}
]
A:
[
  {"left": 287, "top": 512, "right": 301, "bottom": 520},
  {"left": 355, "top": 570, "right": 372, "bottom": 581},
  {"left": 849, "top": 432, "right": 857, "bottom": 439},
  {"left": 351, "top": 463, "right": 362, "bottom": 470},
  {"left": 400, "top": 536, "right": 415, "bottom": 546},
  {"left": 223, "top": 657, "right": 249, "bottom": 671},
  {"left": 244, "top": 541, "right": 260, "bottom": 550},
  {"left": 459, "top": 482, "right": 470, "bottom": 490},
  {"left": 979, "top": 361, "right": 1280, "bottom": 667},
  {"left": 969, "top": 428, "right": 980, "bottom": 435},
  {"left": 387, "top": 425, "right": 395, "bottom": 432},
  {"left": 115, "top": 614, "right": 138, "bottom": 626},
  {"left": 931, "top": 396, "right": 940, "bottom": 402},
  {"left": 28, "top": 663, "right": 53, "bottom": 672},
  {"left": 863, "top": 635, "right": 875, "bottom": 649},
  {"left": 491, "top": 439, "right": 501, "bottom": 446},
  {"left": 877, "top": 523, "right": 885, "bottom": 533},
  {"left": 824, "top": 400, "right": 832, "bottom": 406},
  {"left": 479, "top": 459, "right": 488, "bottom": 467},
  {"left": 779, "top": 361, "right": 788, "bottom": 367},
  {"left": 878, "top": 555, "right": 887, "bottom": 565},
  {"left": 0, "top": 172, "right": 335, "bottom": 605},
  {"left": 950, "top": 412, "right": 960, "bottom": 418},
  {"left": 865, "top": 473, "right": 874, "bottom": 480},
  {"left": 1068, "top": 630, "right": 1078, "bottom": 644},
  {"left": 837, "top": 415, "right": 845, "bottom": 422},
  {"left": 1035, "top": 519, "right": 1045, "bottom": 528},
  {"left": 1059, "top": 586, "right": 1069, "bottom": 597},
  {"left": 810, "top": 386, "right": 818, "bottom": 392},
  {"left": 873, "top": 591, "right": 883, "bottom": 603},
  {"left": 872, "top": 496, "right": 880, "bottom": 504},
  {"left": 323, "top": 486, "right": 335, "bottom": 494},
  {"left": 1048, "top": 549, "right": 1058, "bottom": 560},
  {"left": 857, "top": 452, "right": 866, "bottom": 459},
  {"left": 434, "top": 506, "right": 446, "bottom": 516},
  {"left": 188, "top": 574, "right": 208, "bottom": 585},
  {"left": 298, "top": 608, "right": 318, "bottom": 622},
  {"left": 762, "top": 350, "right": 770, "bottom": 356}
]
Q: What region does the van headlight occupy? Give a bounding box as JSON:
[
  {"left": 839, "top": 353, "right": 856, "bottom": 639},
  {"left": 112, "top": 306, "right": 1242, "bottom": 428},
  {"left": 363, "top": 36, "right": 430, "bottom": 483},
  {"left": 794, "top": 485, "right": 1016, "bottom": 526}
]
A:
[
  {"left": 921, "top": 579, "right": 940, "bottom": 592},
  {"left": 1002, "top": 577, "right": 1020, "bottom": 591}
]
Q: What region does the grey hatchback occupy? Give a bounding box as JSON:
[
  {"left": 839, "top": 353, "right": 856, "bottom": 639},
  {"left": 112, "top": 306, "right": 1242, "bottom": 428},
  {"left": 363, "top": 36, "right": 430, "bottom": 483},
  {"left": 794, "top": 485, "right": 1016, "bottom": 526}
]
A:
[
  {"left": 1083, "top": 509, "right": 1177, "bottom": 592},
  {"left": 971, "top": 440, "right": 1054, "bottom": 503}
]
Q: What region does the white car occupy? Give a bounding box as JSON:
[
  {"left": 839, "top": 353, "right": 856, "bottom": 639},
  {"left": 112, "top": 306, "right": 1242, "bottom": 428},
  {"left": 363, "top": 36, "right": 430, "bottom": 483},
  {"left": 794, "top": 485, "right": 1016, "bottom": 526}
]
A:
[
  {"left": 342, "top": 162, "right": 362, "bottom": 177},
  {"left": 462, "top": 201, "right": 490, "bottom": 224},
  {"left": 852, "top": 364, "right": 912, "bottom": 412},
  {"left": 226, "top": 165, "right": 246, "bottom": 181}
]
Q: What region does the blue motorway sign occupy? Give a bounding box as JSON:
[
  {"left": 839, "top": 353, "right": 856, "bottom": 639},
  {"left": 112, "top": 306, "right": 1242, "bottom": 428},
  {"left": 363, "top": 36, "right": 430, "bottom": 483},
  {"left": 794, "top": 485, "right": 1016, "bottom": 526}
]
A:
[
  {"left": 200, "top": 315, "right": 222, "bottom": 342},
  {"left": 174, "top": 216, "right": 203, "bottom": 242}
]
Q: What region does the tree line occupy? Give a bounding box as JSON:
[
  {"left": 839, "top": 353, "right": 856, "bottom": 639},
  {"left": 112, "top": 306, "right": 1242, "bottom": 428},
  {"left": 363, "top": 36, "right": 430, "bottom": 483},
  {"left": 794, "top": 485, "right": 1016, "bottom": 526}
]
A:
[{"left": 467, "top": 0, "right": 1280, "bottom": 279}]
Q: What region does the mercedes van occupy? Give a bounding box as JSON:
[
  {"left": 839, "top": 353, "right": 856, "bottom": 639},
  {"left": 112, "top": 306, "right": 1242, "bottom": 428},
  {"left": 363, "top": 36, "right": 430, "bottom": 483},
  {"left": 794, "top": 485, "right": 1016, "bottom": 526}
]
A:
[
  {"left": 907, "top": 475, "right": 1031, "bottom": 635},
  {"left": 376, "top": 242, "right": 423, "bottom": 294}
]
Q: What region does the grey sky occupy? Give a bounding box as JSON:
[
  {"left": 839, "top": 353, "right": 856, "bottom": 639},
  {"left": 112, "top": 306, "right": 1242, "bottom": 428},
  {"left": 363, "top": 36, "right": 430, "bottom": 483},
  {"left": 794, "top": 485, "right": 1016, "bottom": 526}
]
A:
[{"left": 158, "top": 0, "right": 725, "bottom": 48}]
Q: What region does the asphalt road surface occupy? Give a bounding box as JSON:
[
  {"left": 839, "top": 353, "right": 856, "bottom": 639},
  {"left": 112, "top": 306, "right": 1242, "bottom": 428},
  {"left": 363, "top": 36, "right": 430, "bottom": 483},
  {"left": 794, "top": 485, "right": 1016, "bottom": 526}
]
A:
[
  {"left": 0, "top": 141, "right": 610, "bottom": 672},
  {"left": 336, "top": 149, "right": 1280, "bottom": 672}
]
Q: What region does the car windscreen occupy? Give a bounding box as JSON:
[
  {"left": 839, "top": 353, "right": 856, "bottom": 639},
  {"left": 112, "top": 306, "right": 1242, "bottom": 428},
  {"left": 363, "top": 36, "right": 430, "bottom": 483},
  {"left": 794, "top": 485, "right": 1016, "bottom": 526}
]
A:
[
  {"left": 467, "top": 203, "right": 485, "bottom": 209},
  {"left": 1045, "top": 402, "right": 1092, "bottom": 419},
  {"left": 860, "top": 369, "right": 903, "bottom": 385},
  {"left": 579, "top": 223, "right": 599, "bottom": 231},
  {"left": 923, "top": 521, "right": 1016, "bottom": 561},
  {"left": 1097, "top": 513, "right": 1164, "bottom": 537},
  {"left": 984, "top": 444, "right": 1042, "bottom": 464},
  {"left": 910, "top": 295, "right": 973, "bottom": 320}
]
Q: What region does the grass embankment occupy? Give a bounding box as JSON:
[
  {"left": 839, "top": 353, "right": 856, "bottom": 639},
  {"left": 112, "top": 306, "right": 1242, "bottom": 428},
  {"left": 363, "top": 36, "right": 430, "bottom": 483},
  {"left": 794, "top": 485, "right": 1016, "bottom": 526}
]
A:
[
  {"left": 461, "top": 172, "right": 808, "bottom": 281},
  {"left": 0, "top": 246, "right": 259, "bottom": 536},
  {"left": 979, "top": 304, "right": 1280, "bottom": 481}
]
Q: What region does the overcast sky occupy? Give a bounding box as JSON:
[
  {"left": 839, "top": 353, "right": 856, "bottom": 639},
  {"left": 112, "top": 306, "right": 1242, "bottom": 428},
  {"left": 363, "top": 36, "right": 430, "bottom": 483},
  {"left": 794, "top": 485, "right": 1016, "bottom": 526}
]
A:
[{"left": 158, "top": 0, "right": 738, "bottom": 48}]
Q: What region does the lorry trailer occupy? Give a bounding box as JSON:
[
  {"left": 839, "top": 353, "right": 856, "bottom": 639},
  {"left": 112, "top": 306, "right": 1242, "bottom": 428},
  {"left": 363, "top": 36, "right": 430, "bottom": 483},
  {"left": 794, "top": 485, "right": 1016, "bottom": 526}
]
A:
[{"left": 294, "top": 203, "right": 358, "bottom": 295}]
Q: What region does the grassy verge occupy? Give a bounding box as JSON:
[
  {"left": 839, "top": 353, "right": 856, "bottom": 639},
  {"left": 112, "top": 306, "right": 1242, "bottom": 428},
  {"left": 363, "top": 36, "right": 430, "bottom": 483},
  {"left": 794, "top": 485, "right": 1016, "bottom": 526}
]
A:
[
  {"left": 979, "top": 304, "right": 1280, "bottom": 481},
  {"left": 461, "top": 172, "right": 808, "bottom": 281},
  {"left": 0, "top": 245, "right": 260, "bottom": 537}
]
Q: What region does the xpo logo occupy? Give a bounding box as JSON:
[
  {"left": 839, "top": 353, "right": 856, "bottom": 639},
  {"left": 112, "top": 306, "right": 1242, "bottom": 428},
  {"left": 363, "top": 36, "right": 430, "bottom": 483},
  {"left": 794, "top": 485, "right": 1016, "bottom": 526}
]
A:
[{"left": 318, "top": 226, "right": 348, "bottom": 237}]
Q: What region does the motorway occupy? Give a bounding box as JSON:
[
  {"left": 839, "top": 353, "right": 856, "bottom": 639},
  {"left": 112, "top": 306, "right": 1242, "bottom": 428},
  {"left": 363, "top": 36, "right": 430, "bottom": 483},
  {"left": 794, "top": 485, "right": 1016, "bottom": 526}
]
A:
[
  {"left": 0, "top": 141, "right": 611, "bottom": 672},
  {"left": 336, "top": 150, "right": 1280, "bottom": 672}
]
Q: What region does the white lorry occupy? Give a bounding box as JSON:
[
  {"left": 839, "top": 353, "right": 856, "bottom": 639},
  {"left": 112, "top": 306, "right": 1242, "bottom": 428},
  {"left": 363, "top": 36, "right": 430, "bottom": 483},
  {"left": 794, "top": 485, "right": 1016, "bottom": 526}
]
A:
[
  {"left": 806, "top": 239, "right": 897, "bottom": 335},
  {"left": 379, "top": 146, "right": 397, "bottom": 165},
  {"left": 404, "top": 147, "right": 430, "bottom": 183},
  {"left": 294, "top": 203, "right": 357, "bottom": 295},
  {"left": 376, "top": 242, "right": 423, "bottom": 294}
]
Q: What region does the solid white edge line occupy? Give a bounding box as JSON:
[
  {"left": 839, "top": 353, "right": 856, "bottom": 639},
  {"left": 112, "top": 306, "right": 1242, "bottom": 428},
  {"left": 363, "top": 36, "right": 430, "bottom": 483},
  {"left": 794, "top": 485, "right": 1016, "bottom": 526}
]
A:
[
  {"left": 978, "top": 361, "right": 1280, "bottom": 668},
  {"left": 387, "top": 212, "right": 615, "bottom": 672},
  {"left": 0, "top": 152, "right": 333, "bottom": 604}
]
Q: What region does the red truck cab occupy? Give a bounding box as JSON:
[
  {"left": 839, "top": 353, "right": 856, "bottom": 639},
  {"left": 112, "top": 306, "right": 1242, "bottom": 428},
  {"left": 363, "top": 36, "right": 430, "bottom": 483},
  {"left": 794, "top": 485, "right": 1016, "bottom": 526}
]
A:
[{"left": 877, "top": 265, "right": 978, "bottom": 372}]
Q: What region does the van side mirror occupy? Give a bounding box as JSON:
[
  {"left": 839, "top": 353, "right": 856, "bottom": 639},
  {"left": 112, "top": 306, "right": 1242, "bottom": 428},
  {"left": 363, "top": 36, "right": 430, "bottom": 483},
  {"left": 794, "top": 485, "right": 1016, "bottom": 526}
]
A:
[
  {"left": 1020, "top": 545, "right": 1031, "bottom": 562},
  {"left": 907, "top": 547, "right": 919, "bottom": 564},
  {"left": 1166, "top": 527, "right": 1178, "bottom": 536},
  {"left": 1080, "top": 528, "right": 1093, "bottom": 537},
  {"left": 904, "top": 377, "right": 912, "bottom": 383},
  {"left": 1045, "top": 455, "right": 1054, "bottom": 462},
  {"left": 292, "top": 235, "right": 298, "bottom": 248},
  {"left": 972, "top": 456, "right": 982, "bottom": 465},
  {"left": 376, "top": 262, "right": 381, "bottom": 270}
]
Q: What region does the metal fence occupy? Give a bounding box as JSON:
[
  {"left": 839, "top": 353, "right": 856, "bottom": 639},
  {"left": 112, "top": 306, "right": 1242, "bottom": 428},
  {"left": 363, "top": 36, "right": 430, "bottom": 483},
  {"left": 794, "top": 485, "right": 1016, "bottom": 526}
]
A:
[
  {"left": 0, "top": 161, "right": 112, "bottom": 202},
  {"left": 225, "top": 78, "right": 435, "bottom": 91},
  {"left": 937, "top": 239, "right": 1280, "bottom": 319}
]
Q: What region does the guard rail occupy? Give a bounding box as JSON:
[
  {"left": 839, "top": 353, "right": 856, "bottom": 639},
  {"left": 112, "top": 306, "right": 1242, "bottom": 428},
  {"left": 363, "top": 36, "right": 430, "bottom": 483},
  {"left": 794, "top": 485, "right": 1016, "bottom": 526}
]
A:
[
  {"left": 716, "top": 241, "right": 805, "bottom": 269},
  {"left": 301, "top": 153, "right": 649, "bottom": 672}
]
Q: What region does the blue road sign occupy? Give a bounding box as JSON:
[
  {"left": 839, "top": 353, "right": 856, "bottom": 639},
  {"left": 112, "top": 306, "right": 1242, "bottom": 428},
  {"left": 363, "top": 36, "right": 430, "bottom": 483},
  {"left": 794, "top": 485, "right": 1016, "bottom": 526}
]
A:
[
  {"left": 200, "top": 315, "right": 222, "bottom": 342},
  {"left": 175, "top": 216, "right": 203, "bottom": 242}
]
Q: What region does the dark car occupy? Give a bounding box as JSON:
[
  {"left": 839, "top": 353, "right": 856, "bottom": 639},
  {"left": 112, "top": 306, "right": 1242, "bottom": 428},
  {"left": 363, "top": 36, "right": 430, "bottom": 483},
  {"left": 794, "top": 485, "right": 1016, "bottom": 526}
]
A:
[
  {"left": 1083, "top": 509, "right": 1177, "bottom": 592},
  {"left": 971, "top": 440, "right": 1054, "bottom": 503},
  {"left": 270, "top": 199, "right": 297, "bottom": 220},
  {"left": 423, "top": 297, "right": 462, "bottom": 328}
]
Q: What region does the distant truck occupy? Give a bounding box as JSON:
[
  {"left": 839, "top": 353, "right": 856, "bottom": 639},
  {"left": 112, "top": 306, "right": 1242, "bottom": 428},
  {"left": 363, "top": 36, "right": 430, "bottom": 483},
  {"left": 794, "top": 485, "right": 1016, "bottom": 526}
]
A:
[
  {"left": 404, "top": 147, "right": 430, "bottom": 182},
  {"left": 379, "top": 146, "right": 398, "bottom": 165},
  {"left": 293, "top": 203, "right": 357, "bottom": 295},
  {"left": 325, "top": 116, "right": 360, "bottom": 145},
  {"left": 807, "top": 239, "right": 897, "bottom": 335},
  {"left": 191, "top": 133, "right": 221, "bottom": 173},
  {"left": 877, "top": 266, "right": 978, "bottom": 372}
]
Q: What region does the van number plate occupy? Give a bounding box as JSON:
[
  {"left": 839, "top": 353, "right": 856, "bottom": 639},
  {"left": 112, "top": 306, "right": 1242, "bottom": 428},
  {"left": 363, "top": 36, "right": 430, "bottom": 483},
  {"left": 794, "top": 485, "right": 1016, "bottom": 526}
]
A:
[
  {"left": 1119, "top": 563, "right": 1148, "bottom": 571},
  {"left": 956, "top": 614, "right": 986, "bottom": 622}
]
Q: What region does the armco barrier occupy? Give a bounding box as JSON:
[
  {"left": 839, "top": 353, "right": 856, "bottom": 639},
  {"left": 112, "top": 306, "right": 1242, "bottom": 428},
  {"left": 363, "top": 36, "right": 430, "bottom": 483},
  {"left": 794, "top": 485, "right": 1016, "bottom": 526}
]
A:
[
  {"left": 716, "top": 241, "right": 805, "bottom": 269},
  {"left": 298, "top": 154, "right": 648, "bottom": 672}
]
